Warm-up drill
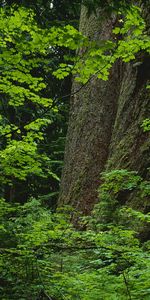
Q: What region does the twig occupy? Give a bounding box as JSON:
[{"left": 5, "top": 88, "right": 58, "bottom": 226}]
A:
[
  {"left": 123, "top": 271, "right": 132, "bottom": 300},
  {"left": 35, "top": 259, "right": 53, "bottom": 300}
]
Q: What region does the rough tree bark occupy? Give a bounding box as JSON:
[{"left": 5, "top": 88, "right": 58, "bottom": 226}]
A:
[{"left": 59, "top": 5, "right": 150, "bottom": 214}]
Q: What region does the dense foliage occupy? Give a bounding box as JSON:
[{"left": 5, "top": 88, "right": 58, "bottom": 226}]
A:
[
  {"left": 0, "top": 1, "right": 150, "bottom": 299},
  {"left": 1, "top": 170, "right": 150, "bottom": 299},
  {"left": 0, "top": 5, "right": 83, "bottom": 204}
]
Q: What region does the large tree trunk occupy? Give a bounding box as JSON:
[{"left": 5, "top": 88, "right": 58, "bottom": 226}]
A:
[
  {"left": 106, "top": 58, "right": 150, "bottom": 210},
  {"left": 59, "top": 5, "right": 150, "bottom": 213},
  {"left": 107, "top": 59, "right": 150, "bottom": 176}
]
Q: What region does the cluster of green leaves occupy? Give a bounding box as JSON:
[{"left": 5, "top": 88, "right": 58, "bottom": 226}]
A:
[
  {"left": 54, "top": 4, "right": 150, "bottom": 83},
  {"left": 1, "top": 170, "right": 150, "bottom": 299},
  {"left": 141, "top": 118, "right": 150, "bottom": 132},
  {"left": 91, "top": 169, "right": 142, "bottom": 226}
]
